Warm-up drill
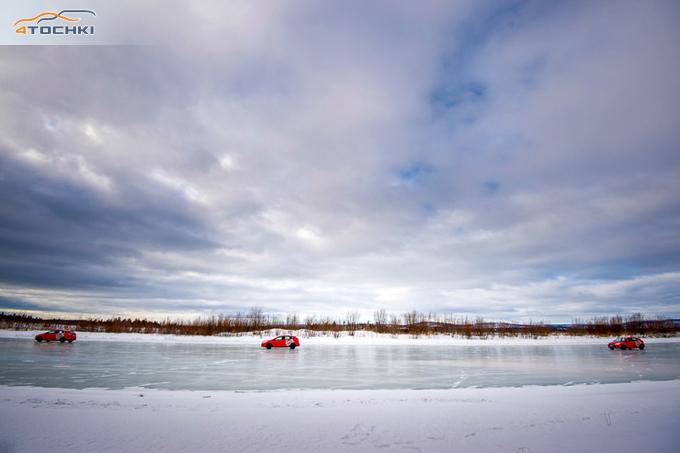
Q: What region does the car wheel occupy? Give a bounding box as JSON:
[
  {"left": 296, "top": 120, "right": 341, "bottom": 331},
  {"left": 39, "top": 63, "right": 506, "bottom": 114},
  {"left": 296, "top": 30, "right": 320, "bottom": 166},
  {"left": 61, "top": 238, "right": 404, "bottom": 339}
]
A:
[
  {"left": 608, "top": 345, "right": 614, "bottom": 350},
  {"left": 639, "top": 344, "right": 645, "bottom": 350},
  {"left": 266, "top": 343, "right": 272, "bottom": 349},
  {"left": 36, "top": 337, "right": 42, "bottom": 342},
  {"left": 621, "top": 345, "right": 627, "bottom": 350},
  {"left": 60, "top": 338, "right": 66, "bottom": 343},
  {"left": 68, "top": 340, "right": 73, "bottom": 343},
  {"left": 289, "top": 343, "right": 296, "bottom": 349}
]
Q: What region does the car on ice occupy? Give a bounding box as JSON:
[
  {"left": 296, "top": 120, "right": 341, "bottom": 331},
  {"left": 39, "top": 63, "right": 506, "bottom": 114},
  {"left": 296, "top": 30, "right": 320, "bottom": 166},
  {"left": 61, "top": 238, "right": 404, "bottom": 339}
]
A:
[
  {"left": 261, "top": 335, "right": 300, "bottom": 349},
  {"left": 608, "top": 336, "right": 644, "bottom": 350},
  {"left": 35, "top": 330, "right": 77, "bottom": 343}
]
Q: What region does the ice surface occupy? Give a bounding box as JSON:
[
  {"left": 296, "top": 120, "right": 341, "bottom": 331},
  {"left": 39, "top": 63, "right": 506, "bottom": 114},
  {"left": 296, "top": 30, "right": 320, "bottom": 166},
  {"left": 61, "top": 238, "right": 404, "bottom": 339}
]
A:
[{"left": 0, "top": 332, "right": 679, "bottom": 390}]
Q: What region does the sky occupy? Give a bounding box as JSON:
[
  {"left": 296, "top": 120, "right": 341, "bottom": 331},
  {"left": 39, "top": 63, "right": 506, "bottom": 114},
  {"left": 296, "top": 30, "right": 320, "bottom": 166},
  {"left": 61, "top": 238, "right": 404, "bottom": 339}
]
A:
[{"left": 1, "top": 0, "right": 679, "bottom": 322}]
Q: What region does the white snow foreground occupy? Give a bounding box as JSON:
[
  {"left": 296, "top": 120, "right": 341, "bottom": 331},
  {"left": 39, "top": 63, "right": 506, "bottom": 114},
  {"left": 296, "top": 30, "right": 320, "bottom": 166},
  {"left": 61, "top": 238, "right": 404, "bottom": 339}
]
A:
[
  {"left": 2, "top": 328, "right": 679, "bottom": 346},
  {"left": 1, "top": 381, "right": 678, "bottom": 453}
]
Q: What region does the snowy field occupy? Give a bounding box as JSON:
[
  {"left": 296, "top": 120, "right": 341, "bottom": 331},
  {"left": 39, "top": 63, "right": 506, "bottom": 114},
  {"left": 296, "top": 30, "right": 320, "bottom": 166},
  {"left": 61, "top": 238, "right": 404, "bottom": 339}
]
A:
[
  {"left": 1, "top": 381, "right": 679, "bottom": 453},
  {"left": 2, "top": 328, "right": 679, "bottom": 346}
]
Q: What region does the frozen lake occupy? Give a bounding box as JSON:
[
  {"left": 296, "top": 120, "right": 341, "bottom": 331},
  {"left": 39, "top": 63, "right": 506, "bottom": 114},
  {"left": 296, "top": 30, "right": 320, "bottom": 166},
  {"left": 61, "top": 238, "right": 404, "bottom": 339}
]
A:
[{"left": 1, "top": 338, "right": 679, "bottom": 391}]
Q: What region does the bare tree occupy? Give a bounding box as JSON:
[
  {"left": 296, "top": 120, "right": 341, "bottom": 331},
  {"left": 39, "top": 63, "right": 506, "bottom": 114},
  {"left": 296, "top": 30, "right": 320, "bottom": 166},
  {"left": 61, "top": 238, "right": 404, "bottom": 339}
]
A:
[
  {"left": 248, "top": 307, "right": 264, "bottom": 330},
  {"left": 286, "top": 313, "right": 299, "bottom": 328},
  {"left": 403, "top": 310, "right": 418, "bottom": 327},
  {"left": 374, "top": 308, "right": 387, "bottom": 332},
  {"left": 346, "top": 311, "right": 360, "bottom": 335},
  {"left": 304, "top": 314, "right": 317, "bottom": 330}
]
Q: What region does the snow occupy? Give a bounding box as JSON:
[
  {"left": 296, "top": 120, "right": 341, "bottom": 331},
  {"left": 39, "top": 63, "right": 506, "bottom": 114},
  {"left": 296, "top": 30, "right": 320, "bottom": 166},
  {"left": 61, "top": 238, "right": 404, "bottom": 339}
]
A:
[
  {"left": 1, "top": 328, "right": 679, "bottom": 346},
  {"left": 1, "top": 380, "right": 678, "bottom": 452}
]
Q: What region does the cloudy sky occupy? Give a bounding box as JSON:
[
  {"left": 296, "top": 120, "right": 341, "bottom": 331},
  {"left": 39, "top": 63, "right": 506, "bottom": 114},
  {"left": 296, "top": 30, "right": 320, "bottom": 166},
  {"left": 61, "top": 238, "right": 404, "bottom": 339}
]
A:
[{"left": 1, "top": 0, "right": 679, "bottom": 322}]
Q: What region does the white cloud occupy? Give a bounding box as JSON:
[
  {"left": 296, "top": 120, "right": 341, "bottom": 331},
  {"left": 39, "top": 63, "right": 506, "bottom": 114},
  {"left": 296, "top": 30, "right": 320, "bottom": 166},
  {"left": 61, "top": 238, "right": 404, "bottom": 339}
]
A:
[
  {"left": 219, "top": 154, "right": 237, "bottom": 170},
  {"left": 295, "top": 226, "right": 325, "bottom": 249},
  {"left": 83, "top": 124, "right": 102, "bottom": 144},
  {"left": 150, "top": 169, "right": 209, "bottom": 205},
  {"left": 73, "top": 155, "right": 112, "bottom": 190},
  {"left": 19, "top": 148, "right": 50, "bottom": 165}
]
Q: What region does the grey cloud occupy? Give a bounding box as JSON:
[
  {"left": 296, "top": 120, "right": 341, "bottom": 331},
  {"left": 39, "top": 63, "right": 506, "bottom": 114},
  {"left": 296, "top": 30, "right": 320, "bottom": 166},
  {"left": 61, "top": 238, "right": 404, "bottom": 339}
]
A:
[{"left": 0, "top": 0, "right": 679, "bottom": 321}]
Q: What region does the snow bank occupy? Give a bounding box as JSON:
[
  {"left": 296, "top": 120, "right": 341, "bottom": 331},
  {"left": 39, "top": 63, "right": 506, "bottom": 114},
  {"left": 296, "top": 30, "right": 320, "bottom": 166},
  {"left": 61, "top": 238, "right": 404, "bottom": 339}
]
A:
[
  {"left": 2, "top": 328, "right": 679, "bottom": 346},
  {"left": 1, "top": 380, "right": 678, "bottom": 452}
]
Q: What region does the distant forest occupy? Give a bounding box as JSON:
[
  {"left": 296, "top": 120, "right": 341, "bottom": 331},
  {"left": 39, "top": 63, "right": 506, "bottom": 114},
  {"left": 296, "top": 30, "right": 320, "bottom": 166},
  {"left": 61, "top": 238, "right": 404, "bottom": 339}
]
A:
[{"left": 1, "top": 310, "right": 678, "bottom": 337}]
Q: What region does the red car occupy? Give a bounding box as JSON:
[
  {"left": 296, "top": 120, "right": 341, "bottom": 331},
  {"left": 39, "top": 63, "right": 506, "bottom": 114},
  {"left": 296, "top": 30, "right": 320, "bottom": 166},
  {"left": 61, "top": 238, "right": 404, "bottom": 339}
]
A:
[
  {"left": 608, "top": 336, "right": 644, "bottom": 350},
  {"left": 35, "top": 330, "right": 77, "bottom": 343},
  {"left": 261, "top": 335, "right": 300, "bottom": 349}
]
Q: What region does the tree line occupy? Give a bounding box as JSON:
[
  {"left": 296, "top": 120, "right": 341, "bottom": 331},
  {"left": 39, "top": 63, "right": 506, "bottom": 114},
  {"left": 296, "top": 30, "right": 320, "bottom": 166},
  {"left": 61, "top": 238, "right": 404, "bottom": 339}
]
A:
[{"left": 0, "top": 310, "right": 677, "bottom": 337}]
